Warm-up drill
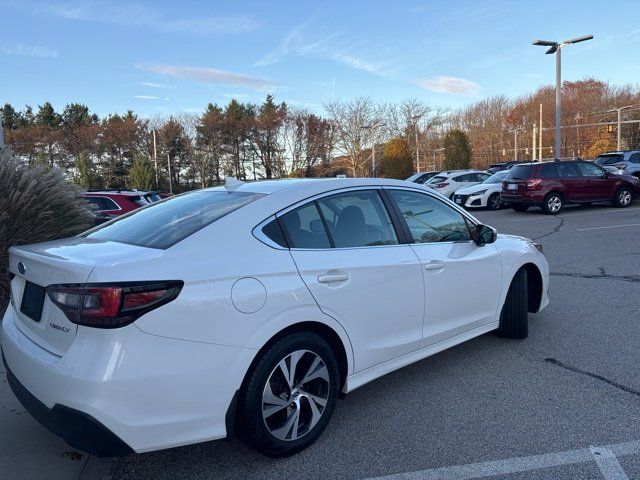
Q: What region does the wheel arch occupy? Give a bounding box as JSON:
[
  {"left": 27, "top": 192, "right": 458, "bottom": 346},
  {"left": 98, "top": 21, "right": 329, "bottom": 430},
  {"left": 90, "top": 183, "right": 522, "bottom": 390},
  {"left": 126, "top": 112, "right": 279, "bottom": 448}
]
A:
[{"left": 521, "top": 263, "right": 543, "bottom": 313}]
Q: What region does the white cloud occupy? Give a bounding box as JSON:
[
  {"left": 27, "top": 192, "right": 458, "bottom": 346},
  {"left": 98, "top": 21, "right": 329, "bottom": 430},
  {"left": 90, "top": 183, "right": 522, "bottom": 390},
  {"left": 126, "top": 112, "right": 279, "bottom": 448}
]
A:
[
  {"left": 138, "top": 63, "right": 277, "bottom": 90},
  {"left": 7, "top": 1, "right": 261, "bottom": 36},
  {"left": 0, "top": 43, "right": 58, "bottom": 58},
  {"left": 140, "top": 81, "right": 173, "bottom": 89},
  {"left": 415, "top": 76, "right": 483, "bottom": 97},
  {"left": 134, "top": 95, "right": 170, "bottom": 101}
]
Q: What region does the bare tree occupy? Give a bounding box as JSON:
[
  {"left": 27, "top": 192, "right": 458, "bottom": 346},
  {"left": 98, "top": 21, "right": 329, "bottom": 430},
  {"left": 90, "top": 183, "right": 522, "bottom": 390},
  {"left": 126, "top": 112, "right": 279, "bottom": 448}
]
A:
[{"left": 324, "top": 97, "right": 383, "bottom": 177}]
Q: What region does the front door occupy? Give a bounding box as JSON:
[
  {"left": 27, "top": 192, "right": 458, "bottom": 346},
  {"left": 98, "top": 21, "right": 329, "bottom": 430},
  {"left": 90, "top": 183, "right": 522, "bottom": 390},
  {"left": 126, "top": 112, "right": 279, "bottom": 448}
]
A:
[
  {"left": 384, "top": 188, "right": 503, "bottom": 347},
  {"left": 577, "top": 161, "right": 612, "bottom": 200},
  {"left": 279, "top": 189, "right": 425, "bottom": 372}
]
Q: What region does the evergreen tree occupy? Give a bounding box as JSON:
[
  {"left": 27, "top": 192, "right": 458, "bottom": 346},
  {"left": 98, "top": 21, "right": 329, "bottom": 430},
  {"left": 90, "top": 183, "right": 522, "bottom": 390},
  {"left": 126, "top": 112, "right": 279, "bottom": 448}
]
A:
[
  {"left": 127, "top": 155, "right": 156, "bottom": 190},
  {"left": 443, "top": 129, "right": 472, "bottom": 170},
  {"left": 381, "top": 137, "right": 413, "bottom": 179},
  {"left": 74, "top": 151, "right": 100, "bottom": 189}
]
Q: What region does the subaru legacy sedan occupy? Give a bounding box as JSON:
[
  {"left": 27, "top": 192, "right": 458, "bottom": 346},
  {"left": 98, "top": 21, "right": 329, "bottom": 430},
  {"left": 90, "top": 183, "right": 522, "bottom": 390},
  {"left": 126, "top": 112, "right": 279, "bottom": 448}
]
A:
[{"left": 2, "top": 178, "right": 549, "bottom": 457}]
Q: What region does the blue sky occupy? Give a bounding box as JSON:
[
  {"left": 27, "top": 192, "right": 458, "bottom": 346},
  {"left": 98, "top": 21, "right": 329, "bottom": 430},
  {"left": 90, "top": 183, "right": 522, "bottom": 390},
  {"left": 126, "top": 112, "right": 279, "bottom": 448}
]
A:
[{"left": 1, "top": 0, "right": 638, "bottom": 117}]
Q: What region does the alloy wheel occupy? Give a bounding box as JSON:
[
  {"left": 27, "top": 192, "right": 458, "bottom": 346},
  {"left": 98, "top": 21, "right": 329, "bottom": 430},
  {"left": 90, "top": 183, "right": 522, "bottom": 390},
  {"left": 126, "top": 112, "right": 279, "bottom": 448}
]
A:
[
  {"left": 547, "top": 196, "right": 562, "bottom": 213},
  {"left": 618, "top": 190, "right": 632, "bottom": 206},
  {"left": 489, "top": 194, "right": 501, "bottom": 210},
  {"left": 262, "top": 350, "right": 331, "bottom": 441}
]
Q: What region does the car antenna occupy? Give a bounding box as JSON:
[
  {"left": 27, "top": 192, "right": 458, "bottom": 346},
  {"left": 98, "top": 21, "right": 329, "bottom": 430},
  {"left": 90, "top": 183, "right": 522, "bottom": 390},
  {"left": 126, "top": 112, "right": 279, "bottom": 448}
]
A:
[{"left": 224, "top": 176, "right": 245, "bottom": 192}]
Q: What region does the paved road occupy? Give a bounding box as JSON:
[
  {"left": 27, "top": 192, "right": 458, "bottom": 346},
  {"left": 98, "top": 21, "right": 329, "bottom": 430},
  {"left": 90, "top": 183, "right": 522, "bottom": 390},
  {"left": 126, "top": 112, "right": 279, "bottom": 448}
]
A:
[{"left": 3, "top": 201, "right": 640, "bottom": 479}]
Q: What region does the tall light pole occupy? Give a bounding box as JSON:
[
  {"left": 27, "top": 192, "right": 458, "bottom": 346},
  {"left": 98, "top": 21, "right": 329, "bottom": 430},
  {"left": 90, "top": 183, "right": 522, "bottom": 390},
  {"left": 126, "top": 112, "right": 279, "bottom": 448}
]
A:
[
  {"left": 0, "top": 117, "right": 4, "bottom": 149},
  {"left": 363, "top": 121, "right": 385, "bottom": 178},
  {"left": 433, "top": 147, "right": 445, "bottom": 170},
  {"left": 510, "top": 127, "right": 523, "bottom": 161},
  {"left": 608, "top": 105, "right": 633, "bottom": 150},
  {"left": 412, "top": 114, "right": 423, "bottom": 172},
  {"left": 533, "top": 35, "right": 593, "bottom": 159}
]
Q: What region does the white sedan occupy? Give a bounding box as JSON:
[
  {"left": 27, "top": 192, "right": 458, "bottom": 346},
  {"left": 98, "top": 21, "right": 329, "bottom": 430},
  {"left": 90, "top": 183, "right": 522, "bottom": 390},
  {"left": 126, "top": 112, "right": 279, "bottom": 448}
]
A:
[
  {"left": 2, "top": 178, "right": 549, "bottom": 457},
  {"left": 425, "top": 170, "right": 492, "bottom": 199},
  {"left": 452, "top": 170, "right": 509, "bottom": 210}
]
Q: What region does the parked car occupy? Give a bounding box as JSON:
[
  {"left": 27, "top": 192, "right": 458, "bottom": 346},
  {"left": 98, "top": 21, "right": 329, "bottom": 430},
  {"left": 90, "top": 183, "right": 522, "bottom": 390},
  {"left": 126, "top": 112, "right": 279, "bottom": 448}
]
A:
[
  {"left": 425, "top": 170, "right": 492, "bottom": 199},
  {"left": 453, "top": 170, "right": 509, "bottom": 210},
  {"left": 487, "top": 161, "right": 525, "bottom": 174},
  {"left": 2, "top": 178, "right": 549, "bottom": 457},
  {"left": 594, "top": 150, "right": 640, "bottom": 178},
  {"left": 83, "top": 190, "right": 156, "bottom": 217},
  {"left": 406, "top": 171, "right": 440, "bottom": 184},
  {"left": 501, "top": 160, "right": 639, "bottom": 215}
]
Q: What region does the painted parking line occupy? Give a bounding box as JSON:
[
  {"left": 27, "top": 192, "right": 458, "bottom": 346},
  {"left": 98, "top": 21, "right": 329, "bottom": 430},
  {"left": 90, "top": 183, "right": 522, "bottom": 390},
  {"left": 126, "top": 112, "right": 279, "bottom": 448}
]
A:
[
  {"left": 507, "top": 207, "right": 640, "bottom": 222},
  {"left": 577, "top": 223, "right": 640, "bottom": 232},
  {"left": 590, "top": 446, "right": 630, "bottom": 480},
  {"left": 366, "top": 439, "right": 640, "bottom": 480}
]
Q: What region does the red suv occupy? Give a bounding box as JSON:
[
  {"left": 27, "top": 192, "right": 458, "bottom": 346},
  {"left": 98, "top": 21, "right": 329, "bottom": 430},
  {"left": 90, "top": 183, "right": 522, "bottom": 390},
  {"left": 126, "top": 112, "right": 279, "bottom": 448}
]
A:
[
  {"left": 501, "top": 160, "right": 639, "bottom": 215},
  {"left": 83, "top": 191, "right": 151, "bottom": 217}
]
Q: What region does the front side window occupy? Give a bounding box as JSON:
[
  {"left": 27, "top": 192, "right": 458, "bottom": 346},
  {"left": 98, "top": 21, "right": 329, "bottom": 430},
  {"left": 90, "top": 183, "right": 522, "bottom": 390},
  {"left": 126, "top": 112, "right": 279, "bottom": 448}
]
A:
[
  {"left": 316, "top": 190, "right": 398, "bottom": 248},
  {"left": 388, "top": 190, "right": 472, "bottom": 244},
  {"left": 85, "top": 190, "right": 264, "bottom": 249},
  {"left": 577, "top": 162, "right": 605, "bottom": 177}
]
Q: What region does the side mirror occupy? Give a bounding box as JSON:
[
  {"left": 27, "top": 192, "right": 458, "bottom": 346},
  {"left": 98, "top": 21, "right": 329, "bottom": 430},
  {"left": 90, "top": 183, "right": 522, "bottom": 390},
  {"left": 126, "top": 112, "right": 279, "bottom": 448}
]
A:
[{"left": 473, "top": 224, "right": 497, "bottom": 246}]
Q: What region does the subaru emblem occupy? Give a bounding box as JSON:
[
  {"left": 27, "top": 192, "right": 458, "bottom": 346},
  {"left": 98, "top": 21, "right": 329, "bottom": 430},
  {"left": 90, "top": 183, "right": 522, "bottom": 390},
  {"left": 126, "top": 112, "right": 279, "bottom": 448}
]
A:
[{"left": 17, "top": 262, "right": 26, "bottom": 275}]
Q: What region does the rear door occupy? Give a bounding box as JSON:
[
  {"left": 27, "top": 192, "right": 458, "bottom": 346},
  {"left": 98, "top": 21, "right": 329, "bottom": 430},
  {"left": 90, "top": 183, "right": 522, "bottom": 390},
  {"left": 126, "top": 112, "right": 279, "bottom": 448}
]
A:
[
  {"left": 556, "top": 162, "right": 586, "bottom": 201},
  {"left": 280, "top": 188, "right": 425, "bottom": 372},
  {"left": 385, "top": 188, "right": 502, "bottom": 346}
]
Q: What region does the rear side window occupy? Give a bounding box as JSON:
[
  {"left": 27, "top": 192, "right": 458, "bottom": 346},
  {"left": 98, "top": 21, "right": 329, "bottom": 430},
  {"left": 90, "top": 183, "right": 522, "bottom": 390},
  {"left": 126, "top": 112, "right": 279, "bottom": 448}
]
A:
[
  {"left": 85, "top": 191, "right": 264, "bottom": 249},
  {"left": 557, "top": 163, "right": 581, "bottom": 178},
  {"left": 279, "top": 203, "right": 331, "bottom": 249},
  {"left": 316, "top": 190, "right": 398, "bottom": 248},
  {"left": 86, "top": 196, "right": 119, "bottom": 211},
  {"left": 507, "top": 165, "right": 532, "bottom": 179},
  {"left": 540, "top": 164, "right": 559, "bottom": 178},
  {"left": 428, "top": 175, "right": 447, "bottom": 184}
]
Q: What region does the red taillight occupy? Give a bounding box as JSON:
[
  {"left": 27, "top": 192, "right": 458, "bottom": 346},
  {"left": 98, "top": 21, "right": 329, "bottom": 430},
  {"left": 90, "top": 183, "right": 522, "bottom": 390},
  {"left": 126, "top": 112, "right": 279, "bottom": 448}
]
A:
[
  {"left": 47, "top": 281, "right": 183, "bottom": 328},
  {"left": 525, "top": 179, "right": 542, "bottom": 189}
]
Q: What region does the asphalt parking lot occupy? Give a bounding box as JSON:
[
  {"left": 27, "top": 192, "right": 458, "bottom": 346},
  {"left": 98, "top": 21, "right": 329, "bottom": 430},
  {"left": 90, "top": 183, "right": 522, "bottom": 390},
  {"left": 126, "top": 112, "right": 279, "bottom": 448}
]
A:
[{"left": 2, "top": 201, "right": 640, "bottom": 480}]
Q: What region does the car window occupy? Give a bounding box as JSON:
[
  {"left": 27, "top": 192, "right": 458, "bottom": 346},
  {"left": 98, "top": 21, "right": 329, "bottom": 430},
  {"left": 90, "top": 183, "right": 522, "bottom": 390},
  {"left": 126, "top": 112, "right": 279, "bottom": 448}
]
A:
[
  {"left": 86, "top": 196, "right": 119, "bottom": 211},
  {"left": 455, "top": 174, "right": 475, "bottom": 182},
  {"left": 540, "top": 164, "right": 559, "bottom": 178},
  {"left": 279, "top": 203, "right": 331, "bottom": 249},
  {"left": 629, "top": 153, "right": 640, "bottom": 164},
  {"left": 316, "top": 190, "right": 398, "bottom": 248},
  {"left": 483, "top": 172, "right": 507, "bottom": 184},
  {"left": 477, "top": 173, "right": 491, "bottom": 182},
  {"left": 427, "top": 175, "right": 447, "bottom": 184},
  {"left": 507, "top": 165, "right": 532, "bottom": 179},
  {"left": 594, "top": 154, "right": 623, "bottom": 165},
  {"left": 261, "top": 218, "right": 288, "bottom": 248},
  {"left": 557, "top": 163, "right": 581, "bottom": 178},
  {"left": 577, "top": 162, "right": 605, "bottom": 177},
  {"left": 85, "top": 190, "right": 265, "bottom": 249},
  {"left": 388, "top": 190, "right": 472, "bottom": 244}
]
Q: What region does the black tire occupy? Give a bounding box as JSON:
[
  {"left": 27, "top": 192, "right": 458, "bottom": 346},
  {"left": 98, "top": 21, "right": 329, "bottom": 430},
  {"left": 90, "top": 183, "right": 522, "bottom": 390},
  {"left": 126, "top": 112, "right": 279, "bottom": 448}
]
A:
[
  {"left": 511, "top": 204, "right": 529, "bottom": 212},
  {"left": 237, "top": 332, "right": 340, "bottom": 456},
  {"left": 613, "top": 187, "right": 633, "bottom": 208},
  {"left": 497, "top": 268, "right": 528, "bottom": 339},
  {"left": 487, "top": 193, "right": 502, "bottom": 210},
  {"left": 542, "top": 192, "right": 563, "bottom": 215}
]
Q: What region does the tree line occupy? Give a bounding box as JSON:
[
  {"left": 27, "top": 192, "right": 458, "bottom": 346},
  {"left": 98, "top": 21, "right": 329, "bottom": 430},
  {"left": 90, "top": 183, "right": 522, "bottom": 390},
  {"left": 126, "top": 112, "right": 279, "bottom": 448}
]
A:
[{"left": 2, "top": 78, "right": 639, "bottom": 192}]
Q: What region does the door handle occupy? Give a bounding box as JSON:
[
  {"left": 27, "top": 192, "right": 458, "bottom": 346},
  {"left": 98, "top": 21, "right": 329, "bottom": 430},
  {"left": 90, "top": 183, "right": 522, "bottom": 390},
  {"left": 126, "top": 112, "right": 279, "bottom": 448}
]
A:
[
  {"left": 424, "top": 263, "right": 445, "bottom": 271},
  {"left": 318, "top": 273, "right": 349, "bottom": 283}
]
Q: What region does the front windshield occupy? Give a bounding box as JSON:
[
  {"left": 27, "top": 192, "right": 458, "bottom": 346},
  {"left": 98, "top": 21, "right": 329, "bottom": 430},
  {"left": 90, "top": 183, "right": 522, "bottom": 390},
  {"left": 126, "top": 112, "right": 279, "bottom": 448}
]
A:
[{"left": 483, "top": 171, "right": 508, "bottom": 184}]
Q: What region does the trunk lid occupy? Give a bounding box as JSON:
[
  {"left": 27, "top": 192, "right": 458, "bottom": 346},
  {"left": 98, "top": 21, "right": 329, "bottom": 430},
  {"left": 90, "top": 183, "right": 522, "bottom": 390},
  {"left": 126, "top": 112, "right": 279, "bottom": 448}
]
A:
[{"left": 8, "top": 236, "right": 161, "bottom": 356}]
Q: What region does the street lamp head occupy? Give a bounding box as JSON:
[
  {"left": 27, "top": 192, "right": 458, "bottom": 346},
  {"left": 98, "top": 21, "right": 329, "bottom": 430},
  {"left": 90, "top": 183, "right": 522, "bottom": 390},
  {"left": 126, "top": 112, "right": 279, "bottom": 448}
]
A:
[
  {"left": 564, "top": 35, "right": 594, "bottom": 45},
  {"left": 545, "top": 45, "right": 558, "bottom": 55},
  {"left": 532, "top": 40, "right": 558, "bottom": 47}
]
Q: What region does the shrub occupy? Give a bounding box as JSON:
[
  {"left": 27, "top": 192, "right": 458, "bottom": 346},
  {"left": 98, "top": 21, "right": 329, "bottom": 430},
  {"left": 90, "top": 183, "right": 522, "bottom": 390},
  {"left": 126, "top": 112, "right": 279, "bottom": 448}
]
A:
[
  {"left": 443, "top": 129, "right": 472, "bottom": 170},
  {"left": 0, "top": 148, "right": 94, "bottom": 312},
  {"left": 381, "top": 137, "right": 414, "bottom": 179}
]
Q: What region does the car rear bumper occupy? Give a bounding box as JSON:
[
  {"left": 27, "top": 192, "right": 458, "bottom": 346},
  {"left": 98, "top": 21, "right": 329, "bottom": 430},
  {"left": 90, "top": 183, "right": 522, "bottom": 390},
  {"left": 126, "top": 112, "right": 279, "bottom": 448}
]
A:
[
  {"left": 501, "top": 192, "right": 545, "bottom": 205},
  {"left": 1, "top": 305, "right": 256, "bottom": 454}
]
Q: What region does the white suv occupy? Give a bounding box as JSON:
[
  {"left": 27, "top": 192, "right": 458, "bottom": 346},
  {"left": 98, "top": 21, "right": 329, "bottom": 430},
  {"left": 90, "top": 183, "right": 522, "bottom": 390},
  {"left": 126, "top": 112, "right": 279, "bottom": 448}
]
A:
[
  {"left": 594, "top": 151, "right": 640, "bottom": 178},
  {"left": 425, "top": 170, "right": 492, "bottom": 199}
]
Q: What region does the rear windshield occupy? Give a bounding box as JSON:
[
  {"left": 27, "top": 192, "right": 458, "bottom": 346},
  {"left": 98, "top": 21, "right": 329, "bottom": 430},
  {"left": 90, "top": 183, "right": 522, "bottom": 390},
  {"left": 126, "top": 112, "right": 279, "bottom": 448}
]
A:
[
  {"left": 506, "top": 165, "right": 533, "bottom": 180},
  {"left": 427, "top": 175, "right": 447, "bottom": 184},
  {"left": 84, "top": 190, "right": 264, "bottom": 249},
  {"left": 595, "top": 154, "right": 623, "bottom": 165}
]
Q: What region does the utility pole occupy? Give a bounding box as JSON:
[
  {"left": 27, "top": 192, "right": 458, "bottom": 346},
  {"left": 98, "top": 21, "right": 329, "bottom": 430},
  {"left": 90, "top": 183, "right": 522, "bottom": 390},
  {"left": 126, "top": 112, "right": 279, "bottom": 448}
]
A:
[
  {"left": 411, "top": 114, "right": 423, "bottom": 172},
  {"left": 574, "top": 113, "right": 581, "bottom": 157},
  {"left": 533, "top": 35, "right": 593, "bottom": 160},
  {"left": 539, "top": 103, "right": 543, "bottom": 160},
  {"left": 167, "top": 153, "right": 173, "bottom": 194},
  {"left": 511, "top": 127, "right": 523, "bottom": 161},
  {"left": 608, "top": 106, "right": 633, "bottom": 150},
  {"left": 152, "top": 129, "right": 159, "bottom": 188},
  {"left": 362, "top": 121, "right": 385, "bottom": 177},
  {"left": 0, "top": 117, "right": 4, "bottom": 149},
  {"left": 533, "top": 123, "right": 537, "bottom": 160}
]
